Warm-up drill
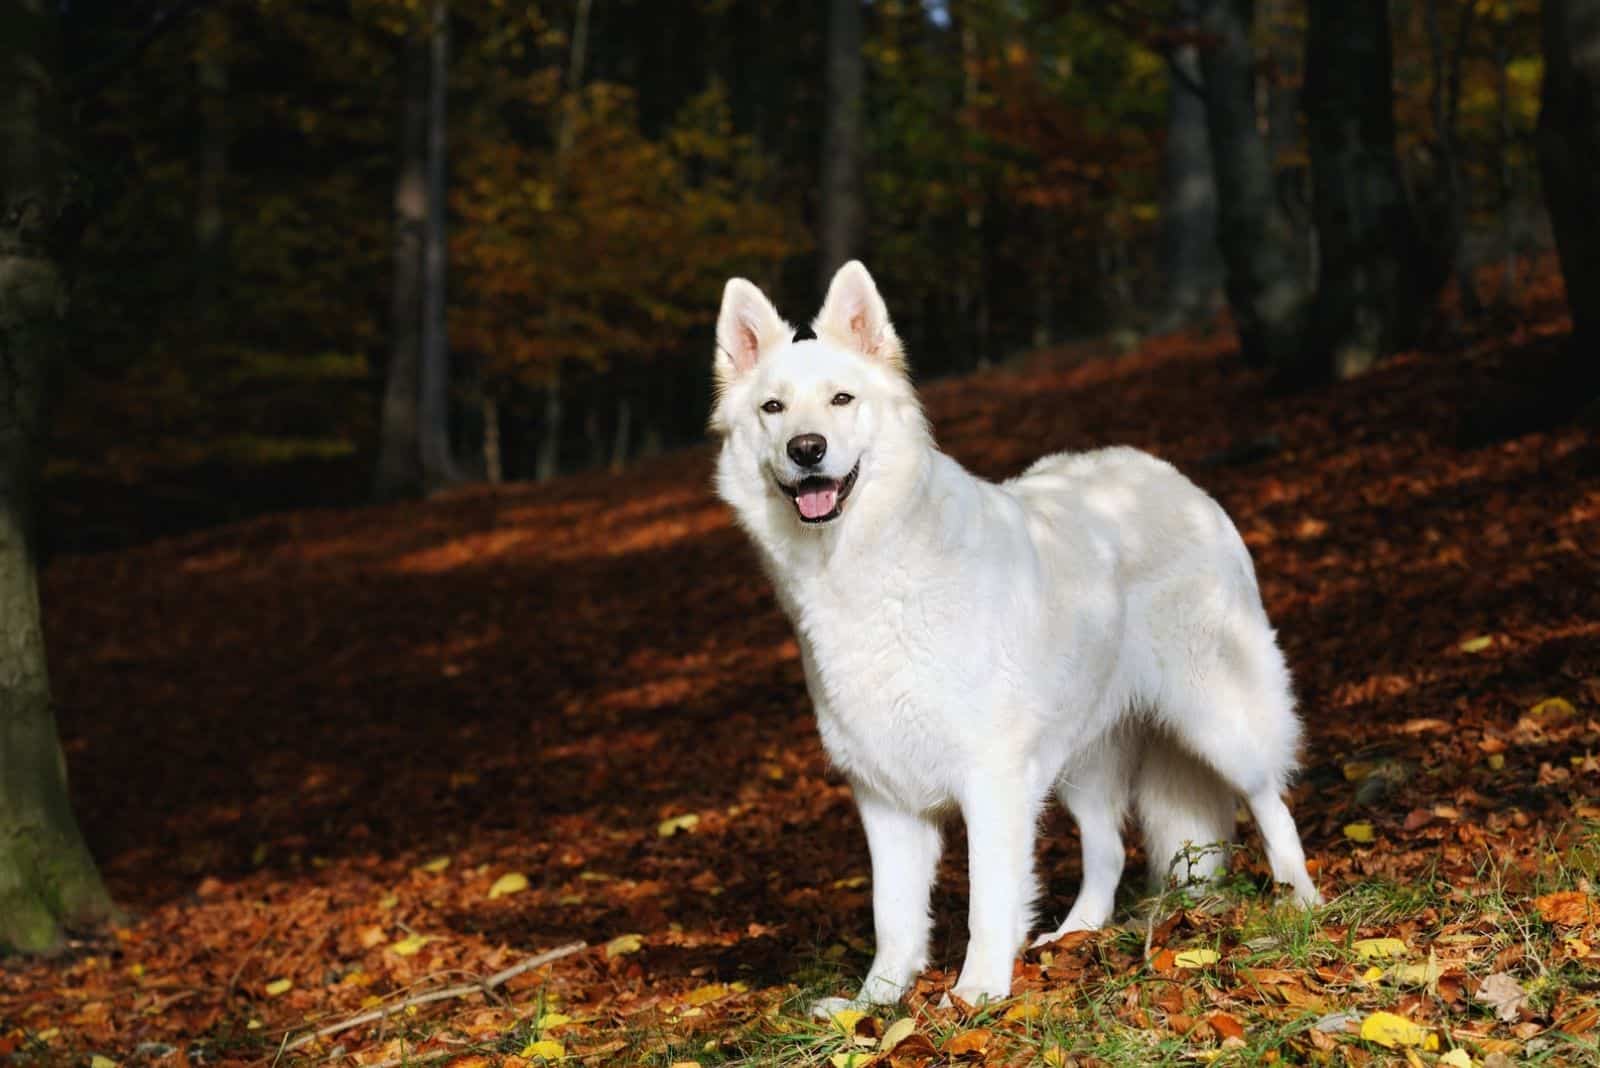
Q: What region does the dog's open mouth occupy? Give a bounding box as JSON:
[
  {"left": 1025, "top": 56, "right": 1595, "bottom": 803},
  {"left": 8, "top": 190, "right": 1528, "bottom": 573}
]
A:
[{"left": 779, "top": 460, "right": 860, "bottom": 524}]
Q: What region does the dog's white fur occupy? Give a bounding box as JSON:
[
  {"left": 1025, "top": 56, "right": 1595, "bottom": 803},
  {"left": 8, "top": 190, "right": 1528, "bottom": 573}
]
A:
[{"left": 712, "top": 263, "right": 1318, "bottom": 1011}]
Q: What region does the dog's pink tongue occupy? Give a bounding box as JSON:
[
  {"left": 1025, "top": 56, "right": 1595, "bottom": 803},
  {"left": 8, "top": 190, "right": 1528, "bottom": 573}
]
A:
[{"left": 796, "top": 483, "right": 838, "bottom": 519}]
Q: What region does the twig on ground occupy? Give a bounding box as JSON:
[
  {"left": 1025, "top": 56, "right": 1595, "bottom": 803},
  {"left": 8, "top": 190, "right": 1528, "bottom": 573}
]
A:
[{"left": 280, "top": 940, "right": 587, "bottom": 1054}]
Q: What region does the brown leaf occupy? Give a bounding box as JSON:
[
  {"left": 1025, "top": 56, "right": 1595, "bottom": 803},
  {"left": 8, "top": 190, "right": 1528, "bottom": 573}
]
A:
[
  {"left": 944, "top": 1028, "right": 992, "bottom": 1056},
  {"left": 1534, "top": 891, "right": 1595, "bottom": 927},
  {"left": 1208, "top": 1012, "right": 1246, "bottom": 1041}
]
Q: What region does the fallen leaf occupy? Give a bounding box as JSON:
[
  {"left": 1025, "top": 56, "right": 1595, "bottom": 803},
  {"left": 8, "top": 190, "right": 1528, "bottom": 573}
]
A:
[
  {"left": 263, "top": 978, "right": 292, "bottom": 997},
  {"left": 605, "top": 933, "right": 643, "bottom": 957},
  {"left": 1174, "top": 948, "right": 1220, "bottom": 968},
  {"left": 657, "top": 813, "right": 700, "bottom": 837},
  {"left": 1208, "top": 1012, "right": 1246, "bottom": 1041},
  {"left": 1344, "top": 822, "right": 1377, "bottom": 843},
  {"left": 945, "top": 1028, "right": 991, "bottom": 1055},
  {"left": 419, "top": 856, "right": 451, "bottom": 873},
  {"left": 879, "top": 1017, "right": 918, "bottom": 1050},
  {"left": 1459, "top": 636, "right": 1494, "bottom": 653},
  {"left": 1353, "top": 937, "right": 1409, "bottom": 960},
  {"left": 1042, "top": 1047, "right": 1069, "bottom": 1067},
  {"left": 1534, "top": 890, "right": 1594, "bottom": 926},
  {"left": 1438, "top": 1050, "right": 1472, "bottom": 1068},
  {"left": 1360, "top": 1010, "right": 1435, "bottom": 1049},
  {"left": 832, "top": 1010, "right": 870, "bottom": 1036},
  {"left": 1476, "top": 972, "right": 1529, "bottom": 1022},
  {"left": 536, "top": 1011, "right": 572, "bottom": 1029},
  {"left": 390, "top": 934, "right": 429, "bottom": 956},
  {"left": 488, "top": 872, "right": 528, "bottom": 899},
  {"left": 1530, "top": 697, "right": 1576, "bottom": 718},
  {"left": 520, "top": 1039, "right": 564, "bottom": 1060},
  {"left": 682, "top": 984, "right": 729, "bottom": 1007},
  {"left": 90, "top": 1057, "right": 117, "bottom": 1068},
  {"left": 1002, "top": 1000, "right": 1042, "bottom": 1022}
]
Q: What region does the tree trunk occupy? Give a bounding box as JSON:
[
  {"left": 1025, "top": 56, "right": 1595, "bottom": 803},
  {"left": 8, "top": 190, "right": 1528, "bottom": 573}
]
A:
[
  {"left": 0, "top": 0, "right": 117, "bottom": 953},
  {"left": 419, "top": 0, "right": 457, "bottom": 492},
  {"left": 1303, "top": 0, "right": 1419, "bottom": 380},
  {"left": 1195, "top": 0, "right": 1307, "bottom": 372},
  {"left": 1538, "top": 0, "right": 1600, "bottom": 402},
  {"left": 1154, "top": 0, "right": 1222, "bottom": 332},
  {"left": 193, "top": 5, "right": 228, "bottom": 321},
  {"left": 819, "top": 0, "right": 863, "bottom": 291},
  {"left": 373, "top": 24, "right": 428, "bottom": 502},
  {"left": 536, "top": 369, "right": 562, "bottom": 483}
]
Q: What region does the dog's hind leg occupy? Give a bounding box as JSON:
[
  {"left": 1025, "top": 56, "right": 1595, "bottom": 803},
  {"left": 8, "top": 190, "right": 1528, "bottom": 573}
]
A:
[
  {"left": 1032, "top": 737, "right": 1133, "bottom": 947},
  {"left": 1134, "top": 731, "right": 1238, "bottom": 891},
  {"left": 1150, "top": 611, "right": 1321, "bottom": 907}
]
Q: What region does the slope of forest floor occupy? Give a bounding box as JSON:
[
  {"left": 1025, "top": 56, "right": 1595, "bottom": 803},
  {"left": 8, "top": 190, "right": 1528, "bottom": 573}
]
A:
[{"left": 4, "top": 269, "right": 1600, "bottom": 1067}]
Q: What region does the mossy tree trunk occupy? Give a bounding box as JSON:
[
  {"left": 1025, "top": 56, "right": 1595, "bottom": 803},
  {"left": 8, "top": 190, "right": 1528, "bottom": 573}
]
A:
[{"left": 0, "top": 0, "right": 117, "bottom": 953}]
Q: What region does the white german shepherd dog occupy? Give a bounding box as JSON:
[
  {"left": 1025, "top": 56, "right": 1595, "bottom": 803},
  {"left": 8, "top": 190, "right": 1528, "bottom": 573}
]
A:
[{"left": 711, "top": 262, "right": 1318, "bottom": 1012}]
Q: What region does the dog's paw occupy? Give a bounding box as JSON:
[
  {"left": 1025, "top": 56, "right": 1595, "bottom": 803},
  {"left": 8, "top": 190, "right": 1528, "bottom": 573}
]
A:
[
  {"left": 948, "top": 982, "right": 1008, "bottom": 1007},
  {"left": 809, "top": 996, "right": 863, "bottom": 1021}
]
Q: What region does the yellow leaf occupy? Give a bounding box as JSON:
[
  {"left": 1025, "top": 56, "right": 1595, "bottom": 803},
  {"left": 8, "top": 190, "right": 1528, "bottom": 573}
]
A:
[
  {"left": 880, "top": 1017, "right": 918, "bottom": 1050},
  {"left": 420, "top": 856, "right": 451, "bottom": 873},
  {"left": 1043, "top": 1047, "right": 1069, "bottom": 1067},
  {"left": 1342, "top": 761, "right": 1375, "bottom": 782},
  {"left": 830, "top": 1008, "right": 868, "bottom": 1033},
  {"left": 831, "top": 875, "right": 869, "bottom": 889},
  {"left": 1438, "top": 1050, "right": 1473, "bottom": 1068},
  {"left": 263, "top": 978, "right": 293, "bottom": 997},
  {"left": 1487, "top": 754, "right": 1506, "bottom": 770},
  {"left": 536, "top": 1011, "right": 572, "bottom": 1029},
  {"left": 683, "top": 983, "right": 729, "bottom": 1006},
  {"left": 1344, "top": 822, "right": 1376, "bottom": 843},
  {"left": 1353, "top": 937, "right": 1409, "bottom": 960},
  {"left": 520, "top": 1038, "right": 564, "bottom": 1060},
  {"left": 378, "top": 894, "right": 398, "bottom": 909},
  {"left": 90, "top": 1057, "right": 117, "bottom": 1068},
  {"left": 657, "top": 813, "right": 701, "bottom": 837},
  {"left": 1002, "top": 1000, "right": 1043, "bottom": 1022},
  {"left": 1531, "top": 697, "right": 1576, "bottom": 717},
  {"left": 605, "top": 933, "right": 643, "bottom": 957},
  {"left": 391, "top": 934, "right": 429, "bottom": 956},
  {"left": 489, "top": 872, "right": 529, "bottom": 899},
  {"left": 1459, "top": 635, "right": 1494, "bottom": 653},
  {"left": 1389, "top": 954, "right": 1442, "bottom": 988},
  {"left": 1359, "top": 1010, "right": 1432, "bottom": 1049},
  {"left": 829, "top": 1055, "right": 864, "bottom": 1068},
  {"left": 1174, "top": 948, "right": 1220, "bottom": 968},
  {"left": 1361, "top": 966, "right": 1385, "bottom": 982}
]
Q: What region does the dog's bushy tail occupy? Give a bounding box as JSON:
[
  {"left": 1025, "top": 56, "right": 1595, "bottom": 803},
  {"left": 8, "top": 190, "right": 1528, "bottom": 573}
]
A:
[{"left": 1134, "top": 733, "right": 1238, "bottom": 889}]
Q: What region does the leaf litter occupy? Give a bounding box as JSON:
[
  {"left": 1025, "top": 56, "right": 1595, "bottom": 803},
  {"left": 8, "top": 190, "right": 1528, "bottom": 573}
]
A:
[{"left": 4, "top": 267, "right": 1600, "bottom": 1064}]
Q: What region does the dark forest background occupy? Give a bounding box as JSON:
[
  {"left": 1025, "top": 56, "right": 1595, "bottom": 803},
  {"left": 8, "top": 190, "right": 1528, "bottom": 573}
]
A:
[{"left": 30, "top": 0, "right": 1576, "bottom": 552}]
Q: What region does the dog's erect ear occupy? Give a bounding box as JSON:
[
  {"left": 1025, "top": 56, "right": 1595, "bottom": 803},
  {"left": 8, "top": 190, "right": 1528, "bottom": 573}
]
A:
[
  {"left": 715, "top": 278, "right": 791, "bottom": 387},
  {"left": 814, "top": 261, "right": 906, "bottom": 372}
]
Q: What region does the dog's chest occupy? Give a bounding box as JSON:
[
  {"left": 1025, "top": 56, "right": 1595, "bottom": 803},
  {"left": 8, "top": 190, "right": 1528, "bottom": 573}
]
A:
[{"left": 793, "top": 577, "right": 1012, "bottom": 806}]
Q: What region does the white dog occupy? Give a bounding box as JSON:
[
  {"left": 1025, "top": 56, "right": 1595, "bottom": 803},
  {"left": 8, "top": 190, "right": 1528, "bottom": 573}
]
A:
[{"left": 711, "top": 262, "right": 1318, "bottom": 1012}]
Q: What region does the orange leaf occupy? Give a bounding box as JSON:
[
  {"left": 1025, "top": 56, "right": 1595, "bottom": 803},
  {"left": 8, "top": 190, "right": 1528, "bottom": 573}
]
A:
[
  {"left": 944, "top": 1028, "right": 992, "bottom": 1056},
  {"left": 1208, "top": 1012, "right": 1246, "bottom": 1041},
  {"left": 1535, "top": 891, "right": 1595, "bottom": 926}
]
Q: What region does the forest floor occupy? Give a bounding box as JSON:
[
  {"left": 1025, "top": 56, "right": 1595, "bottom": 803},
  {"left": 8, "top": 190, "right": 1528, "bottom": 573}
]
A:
[{"left": 4, "top": 267, "right": 1600, "bottom": 1067}]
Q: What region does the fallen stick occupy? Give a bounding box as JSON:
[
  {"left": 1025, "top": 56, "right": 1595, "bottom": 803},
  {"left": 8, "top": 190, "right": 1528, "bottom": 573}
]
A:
[{"left": 280, "top": 940, "right": 587, "bottom": 1054}]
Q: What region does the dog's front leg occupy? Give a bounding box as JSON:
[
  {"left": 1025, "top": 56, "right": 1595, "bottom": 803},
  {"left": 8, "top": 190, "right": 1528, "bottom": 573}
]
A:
[
  {"left": 811, "top": 786, "right": 941, "bottom": 1018},
  {"left": 951, "top": 775, "right": 1036, "bottom": 1005}
]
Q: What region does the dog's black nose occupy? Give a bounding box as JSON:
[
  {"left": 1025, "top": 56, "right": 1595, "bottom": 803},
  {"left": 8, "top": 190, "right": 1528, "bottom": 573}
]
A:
[{"left": 786, "top": 433, "right": 827, "bottom": 468}]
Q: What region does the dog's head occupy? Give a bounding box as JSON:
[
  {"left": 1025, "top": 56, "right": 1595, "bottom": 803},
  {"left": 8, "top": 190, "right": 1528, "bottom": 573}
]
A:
[{"left": 711, "top": 262, "right": 926, "bottom": 531}]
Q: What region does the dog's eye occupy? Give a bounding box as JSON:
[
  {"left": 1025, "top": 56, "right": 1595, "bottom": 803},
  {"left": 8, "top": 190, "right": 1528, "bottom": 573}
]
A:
[
  {"left": 831, "top": 392, "right": 855, "bottom": 407},
  {"left": 760, "top": 399, "right": 785, "bottom": 414}
]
